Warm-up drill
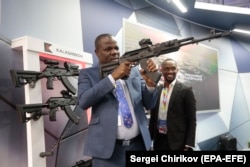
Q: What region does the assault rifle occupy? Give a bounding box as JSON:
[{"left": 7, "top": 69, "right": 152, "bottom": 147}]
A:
[
  {"left": 16, "top": 90, "right": 80, "bottom": 124},
  {"left": 100, "top": 29, "right": 232, "bottom": 84},
  {"left": 10, "top": 60, "right": 79, "bottom": 95}
]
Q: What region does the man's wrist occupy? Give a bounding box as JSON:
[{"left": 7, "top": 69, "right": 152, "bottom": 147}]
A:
[{"left": 108, "top": 74, "right": 116, "bottom": 88}]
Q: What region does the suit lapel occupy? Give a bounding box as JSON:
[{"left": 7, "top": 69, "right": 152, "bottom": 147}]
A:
[
  {"left": 124, "top": 75, "right": 141, "bottom": 107},
  {"left": 124, "top": 79, "right": 134, "bottom": 106},
  {"left": 168, "top": 81, "right": 181, "bottom": 109},
  {"left": 94, "top": 66, "right": 117, "bottom": 99},
  {"left": 154, "top": 85, "right": 163, "bottom": 119}
]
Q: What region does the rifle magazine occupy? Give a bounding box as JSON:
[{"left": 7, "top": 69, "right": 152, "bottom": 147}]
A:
[
  {"left": 61, "top": 76, "right": 77, "bottom": 95},
  {"left": 64, "top": 105, "right": 80, "bottom": 124}
]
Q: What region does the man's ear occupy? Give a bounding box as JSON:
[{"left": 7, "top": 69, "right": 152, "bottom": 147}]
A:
[{"left": 95, "top": 49, "right": 100, "bottom": 58}]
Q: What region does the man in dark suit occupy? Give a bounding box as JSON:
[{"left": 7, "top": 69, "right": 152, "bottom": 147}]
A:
[
  {"left": 149, "top": 58, "right": 196, "bottom": 151},
  {"left": 77, "top": 33, "right": 159, "bottom": 167}
]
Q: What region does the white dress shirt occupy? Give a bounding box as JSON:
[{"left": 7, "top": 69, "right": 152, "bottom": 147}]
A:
[{"left": 108, "top": 75, "right": 139, "bottom": 140}]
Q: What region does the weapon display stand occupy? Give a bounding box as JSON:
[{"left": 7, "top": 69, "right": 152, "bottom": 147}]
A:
[{"left": 11, "top": 36, "right": 92, "bottom": 167}]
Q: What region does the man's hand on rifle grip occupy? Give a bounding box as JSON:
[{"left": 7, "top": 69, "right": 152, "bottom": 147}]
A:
[
  {"left": 140, "top": 59, "right": 157, "bottom": 87},
  {"left": 111, "top": 61, "right": 134, "bottom": 80}
]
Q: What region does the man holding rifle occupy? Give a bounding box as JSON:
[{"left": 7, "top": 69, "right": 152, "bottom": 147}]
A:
[{"left": 77, "top": 33, "right": 159, "bottom": 167}]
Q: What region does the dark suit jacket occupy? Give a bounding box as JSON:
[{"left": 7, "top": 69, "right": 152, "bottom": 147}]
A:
[
  {"left": 149, "top": 81, "right": 196, "bottom": 150},
  {"left": 77, "top": 66, "right": 158, "bottom": 159}
]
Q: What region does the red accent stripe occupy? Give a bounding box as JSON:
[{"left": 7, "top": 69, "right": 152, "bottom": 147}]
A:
[{"left": 39, "top": 52, "right": 86, "bottom": 68}]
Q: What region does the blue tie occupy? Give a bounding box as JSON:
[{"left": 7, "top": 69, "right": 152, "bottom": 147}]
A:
[{"left": 116, "top": 80, "right": 133, "bottom": 128}]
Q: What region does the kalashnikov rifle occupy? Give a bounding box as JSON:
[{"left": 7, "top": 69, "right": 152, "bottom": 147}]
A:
[
  {"left": 100, "top": 29, "right": 232, "bottom": 84},
  {"left": 10, "top": 59, "right": 79, "bottom": 95},
  {"left": 16, "top": 90, "right": 80, "bottom": 124}
]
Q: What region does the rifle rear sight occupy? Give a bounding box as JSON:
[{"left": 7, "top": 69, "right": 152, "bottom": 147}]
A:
[
  {"left": 44, "top": 59, "right": 59, "bottom": 66},
  {"left": 139, "top": 38, "right": 152, "bottom": 48}
]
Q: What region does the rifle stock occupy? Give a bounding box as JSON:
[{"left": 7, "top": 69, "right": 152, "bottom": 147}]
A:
[
  {"left": 100, "top": 30, "right": 232, "bottom": 84},
  {"left": 16, "top": 103, "right": 47, "bottom": 123},
  {"left": 10, "top": 70, "right": 42, "bottom": 88}
]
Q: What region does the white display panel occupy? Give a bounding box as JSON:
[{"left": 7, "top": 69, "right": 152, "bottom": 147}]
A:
[{"left": 11, "top": 36, "right": 92, "bottom": 167}]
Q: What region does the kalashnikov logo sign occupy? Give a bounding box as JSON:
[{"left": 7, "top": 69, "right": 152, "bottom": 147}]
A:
[{"left": 44, "top": 42, "right": 83, "bottom": 59}]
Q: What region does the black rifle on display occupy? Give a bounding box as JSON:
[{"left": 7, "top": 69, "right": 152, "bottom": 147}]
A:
[
  {"left": 100, "top": 29, "right": 232, "bottom": 84},
  {"left": 16, "top": 90, "right": 80, "bottom": 124},
  {"left": 10, "top": 60, "right": 79, "bottom": 95}
]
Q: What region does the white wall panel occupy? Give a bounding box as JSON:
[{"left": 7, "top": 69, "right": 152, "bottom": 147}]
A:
[
  {"left": 1, "top": 0, "right": 83, "bottom": 51},
  {"left": 196, "top": 114, "right": 228, "bottom": 142},
  {"left": 231, "top": 120, "right": 250, "bottom": 149},
  {"left": 218, "top": 70, "right": 238, "bottom": 128},
  {"left": 239, "top": 73, "right": 250, "bottom": 115},
  {"left": 230, "top": 77, "right": 250, "bottom": 129}
]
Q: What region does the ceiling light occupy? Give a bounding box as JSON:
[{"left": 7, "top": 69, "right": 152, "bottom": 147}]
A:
[
  {"left": 232, "top": 28, "right": 250, "bottom": 35},
  {"left": 195, "top": 2, "right": 250, "bottom": 15},
  {"left": 172, "top": 0, "right": 187, "bottom": 13}
]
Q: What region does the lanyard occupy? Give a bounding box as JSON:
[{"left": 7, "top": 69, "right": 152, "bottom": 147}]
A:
[{"left": 162, "top": 88, "right": 168, "bottom": 110}]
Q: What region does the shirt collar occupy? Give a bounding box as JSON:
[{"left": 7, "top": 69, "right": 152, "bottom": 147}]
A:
[{"left": 164, "top": 79, "right": 177, "bottom": 88}]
